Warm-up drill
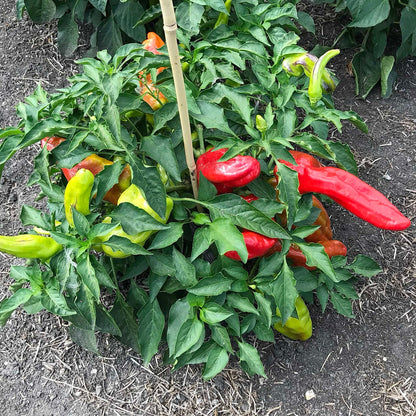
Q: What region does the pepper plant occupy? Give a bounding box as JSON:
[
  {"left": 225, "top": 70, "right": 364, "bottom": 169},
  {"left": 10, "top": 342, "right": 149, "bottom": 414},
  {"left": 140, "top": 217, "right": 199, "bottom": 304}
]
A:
[{"left": 0, "top": 0, "right": 406, "bottom": 379}]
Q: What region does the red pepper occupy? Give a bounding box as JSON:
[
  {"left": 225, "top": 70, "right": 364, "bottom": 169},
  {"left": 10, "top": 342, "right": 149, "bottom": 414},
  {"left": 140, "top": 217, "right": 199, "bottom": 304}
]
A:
[
  {"left": 41, "top": 137, "right": 131, "bottom": 205},
  {"left": 275, "top": 151, "right": 411, "bottom": 231},
  {"left": 196, "top": 148, "right": 261, "bottom": 193},
  {"left": 225, "top": 230, "right": 277, "bottom": 261},
  {"left": 305, "top": 196, "right": 333, "bottom": 243}
]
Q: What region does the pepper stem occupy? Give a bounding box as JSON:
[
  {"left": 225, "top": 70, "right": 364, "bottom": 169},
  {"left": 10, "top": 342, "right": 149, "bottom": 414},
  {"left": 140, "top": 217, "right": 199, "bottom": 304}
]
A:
[
  {"left": 308, "top": 49, "right": 340, "bottom": 106},
  {"left": 159, "top": 0, "right": 198, "bottom": 200}
]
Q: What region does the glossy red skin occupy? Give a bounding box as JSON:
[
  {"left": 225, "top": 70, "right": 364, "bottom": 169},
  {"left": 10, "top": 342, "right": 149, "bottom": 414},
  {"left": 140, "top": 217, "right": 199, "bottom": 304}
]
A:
[
  {"left": 225, "top": 231, "right": 277, "bottom": 261},
  {"left": 196, "top": 148, "right": 261, "bottom": 193},
  {"left": 275, "top": 151, "right": 411, "bottom": 231}
]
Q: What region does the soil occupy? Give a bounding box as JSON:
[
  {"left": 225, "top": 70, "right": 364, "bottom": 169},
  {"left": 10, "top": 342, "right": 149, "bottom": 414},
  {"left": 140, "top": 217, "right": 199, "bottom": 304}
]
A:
[{"left": 0, "top": 1, "right": 414, "bottom": 415}]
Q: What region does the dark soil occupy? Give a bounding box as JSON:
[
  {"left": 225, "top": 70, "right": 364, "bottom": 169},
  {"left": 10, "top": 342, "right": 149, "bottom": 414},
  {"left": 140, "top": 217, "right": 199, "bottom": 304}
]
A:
[{"left": 0, "top": 1, "right": 414, "bottom": 415}]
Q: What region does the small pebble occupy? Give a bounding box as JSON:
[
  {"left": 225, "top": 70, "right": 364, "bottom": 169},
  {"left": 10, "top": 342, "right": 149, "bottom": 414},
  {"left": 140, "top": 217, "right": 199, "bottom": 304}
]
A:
[{"left": 305, "top": 389, "right": 316, "bottom": 401}]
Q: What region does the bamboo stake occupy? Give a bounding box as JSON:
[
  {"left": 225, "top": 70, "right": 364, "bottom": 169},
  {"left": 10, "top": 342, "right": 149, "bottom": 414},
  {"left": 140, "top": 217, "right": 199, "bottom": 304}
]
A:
[{"left": 159, "top": 0, "right": 198, "bottom": 200}]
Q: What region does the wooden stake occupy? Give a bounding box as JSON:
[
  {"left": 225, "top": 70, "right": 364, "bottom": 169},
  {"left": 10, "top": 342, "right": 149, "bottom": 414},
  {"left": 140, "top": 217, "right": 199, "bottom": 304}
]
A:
[{"left": 159, "top": 0, "right": 198, "bottom": 199}]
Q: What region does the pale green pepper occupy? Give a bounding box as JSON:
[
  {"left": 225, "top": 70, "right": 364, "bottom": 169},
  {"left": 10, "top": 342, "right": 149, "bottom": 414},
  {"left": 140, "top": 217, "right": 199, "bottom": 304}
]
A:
[{"left": 275, "top": 296, "right": 312, "bottom": 341}]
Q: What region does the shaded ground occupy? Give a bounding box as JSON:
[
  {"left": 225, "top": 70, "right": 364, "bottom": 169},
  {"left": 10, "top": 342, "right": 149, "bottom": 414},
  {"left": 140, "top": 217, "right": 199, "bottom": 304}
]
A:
[{"left": 0, "top": 1, "right": 414, "bottom": 415}]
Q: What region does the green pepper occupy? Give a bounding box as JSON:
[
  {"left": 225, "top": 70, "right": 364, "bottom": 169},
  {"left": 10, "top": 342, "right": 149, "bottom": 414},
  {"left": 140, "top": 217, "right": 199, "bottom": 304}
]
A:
[
  {"left": 0, "top": 234, "right": 63, "bottom": 261},
  {"left": 214, "top": 0, "right": 232, "bottom": 28},
  {"left": 64, "top": 168, "right": 94, "bottom": 228},
  {"left": 275, "top": 296, "right": 312, "bottom": 341},
  {"left": 100, "top": 184, "right": 174, "bottom": 258}
]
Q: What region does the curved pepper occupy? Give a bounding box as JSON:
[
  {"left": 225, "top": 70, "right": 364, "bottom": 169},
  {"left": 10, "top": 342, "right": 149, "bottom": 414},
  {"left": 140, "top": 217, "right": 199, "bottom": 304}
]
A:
[
  {"left": 41, "top": 137, "right": 131, "bottom": 205},
  {"left": 282, "top": 52, "right": 337, "bottom": 94},
  {"left": 100, "top": 184, "right": 174, "bottom": 258},
  {"left": 225, "top": 230, "right": 277, "bottom": 261},
  {"left": 64, "top": 169, "right": 94, "bottom": 228},
  {"left": 0, "top": 234, "right": 62, "bottom": 261},
  {"left": 275, "top": 151, "right": 411, "bottom": 231},
  {"left": 140, "top": 32, "right": 168, "bottom": 111},
  {"left": 275, "top": 296, "right": 312, "bottom": 341},
  {"left": 196, "top": 148, "right": 261, "bottom": 193}
]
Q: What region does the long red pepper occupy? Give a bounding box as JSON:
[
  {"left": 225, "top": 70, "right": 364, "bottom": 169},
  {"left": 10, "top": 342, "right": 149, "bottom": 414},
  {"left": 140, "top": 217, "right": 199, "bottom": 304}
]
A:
[{"left": 275, "top": 151, "right": 411, "bottom": 231}]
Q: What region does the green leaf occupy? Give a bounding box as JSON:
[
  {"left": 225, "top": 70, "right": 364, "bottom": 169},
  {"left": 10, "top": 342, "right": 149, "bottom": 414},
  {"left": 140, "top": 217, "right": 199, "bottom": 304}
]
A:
[
  {"left": 96, "top": 14, "right": 123, "bottom": 56},
  {"left": 348, "top": 255, "right": 381, "bottom": 277},
  {"left": 190, "top": 101, "right": 234, "bottom": 135},
  {"left": 89, "top": 0, "right": 107, "bottom": 14},
  {"left": 167, "top": 298, "right": 192, "bottom": 357},
  {"left": 176, "top": 1, "right": 204, "bottom": 34},
  {"left": 128, "top": 155, "right": 166, "bottom": 219},
  {"left": 147, "top": 252, "right": 175, "bottom": 276},
  {"left": 316, "top": 285, "right": 329, "bottom": 313},
  {"left": 24, "top": 0, "right": 56, "bottom": 23},
  {"left": 110, "top": 293, "right": 140, "bottom": 352},
  {"left": 113, "top": 0, "right": 146, "bottom": 42},
  {"left": 198, "top": 172, "right": 218, "bottom": 202},
  {"left": 237, "top": 341, "right": 267, "bottom": 378},
  {"left": 190, "top": 227, "right": 212, "bottom": 261},
  {"left": 297, "top": 11, "right": 315, "bottom": 34},
  {"left": 175, "top": 317, "right": 204, "bottom": 358},
  {"left": 172, "top": 248, "right": 198, "bottom": 288},
  {"left": 211, "top": 324, "right": 233, "bottom": 353},
  {"left": 103, "top": 235, "right": 151, "bottom": 256},
  {"left": 275, "top": 162, "right": 300, "bottom": 229},
  {"left": 330, "top": 292, "right": 354, "bottom": 318},
  {"left": 202, "top": 346, "right": 229, "bottom": 381},
  {"left": 137, "top": 298, "right": 165, "bottom": 365},
  {"left": 200, "top": 303, "right": 233, "bottom": 324},
  {"left": 208, "top": 194, "right": 289, "bottom": 239},
  {"left": 380, "top": 56, "right": 396, "bottom": 98},
  {"left": 68, "top": 325, "right": 98, "bottom": 354},
  {"left": 58, "top": 12, "right": 79, "bottom": 56},
  {"left": 20, "top": 205, "right": 50, "bottom": 230},
  {"left": 270, "top": 259, "right": 298, "bottom": 324},
  {"left": 141, "top": 135, "right": 181, "bottom": 182},
  {"left": 94, "top": 161, "right": 124, "bottom": 204},
  {"left": 95, "top": 306, "right": 122, "bottom": 336},
  {"left": 148, "top": 223, "right": 183, "bottom": 250},
  {"left": 209, "top": 218, "right": 248, "bottom": 263},
  {"left": 253, "top": 292, "right": 272, "bottom": 327},
  {"left": 188, "top": 274, "right": 233, "bottom": 297},
  {"left": 0, "top": 288, "right": 33, "bottom": 315},
  {"left": 226, "top": 293, "right": 259, "bottom": 315},
  {"left": 296, "top": 242, "right": 337, "bottom": 281},
  {"left": 293, "top": 268, "right": 319, "bottom": 293},
  {"left": 347, "top": 0, "right": 390, "bottom": 28},
  {"left": 90, "top": 257, "right": 116, "bottom": 289},
  {"left": 77, "top": 256, "right": 101, "bottom": 301},
  {"left": 110, "top": 203, "right": 168, "bottom": 234},
  {"left": 352, "top": 50, "right": 381, "bottom": 98},
  {"left": 72, "top": 208, "right": 90, "bottom": 238}
]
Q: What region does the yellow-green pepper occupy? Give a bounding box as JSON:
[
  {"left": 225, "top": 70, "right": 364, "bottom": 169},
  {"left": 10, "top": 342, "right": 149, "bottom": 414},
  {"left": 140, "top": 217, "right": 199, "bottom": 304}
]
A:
[
  {"left": 274, "top": 296, "right": 312, "bottom": 341},
  {"left": 100, "top": 184, "right": 174, "bottom": 258},
  {"left": 0, "top": 234, "right": 63, "bottom": 261},
  {"left": 64, "top": 168, "right": 94, "bottom": 227}
]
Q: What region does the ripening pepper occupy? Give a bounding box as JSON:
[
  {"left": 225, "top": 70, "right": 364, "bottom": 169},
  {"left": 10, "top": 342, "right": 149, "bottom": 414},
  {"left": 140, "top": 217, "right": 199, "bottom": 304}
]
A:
[
  {"left": 275, "top": 296, "right": 312, "bottom": 341},
  {"left": 100, "top": 184, "right": 174, "bottom": 258},
  {"left": 64, "top": 168, "right": 94, "bottom": 228},
  {"left": 283, "top": 52, "right": 336, "bottom": 94},
  {"left": 196, "top": 148, "right": 261, "bottom": 194},
  {"left": 0, "top": 234, "right": 63, "bottom": 261},
  {"left": 140, "top": 32, "right": 168, "bottom": 111},
  {"left": 41, "top": 137, "right": 131, "bottom": 205},
  {"left": 275, "top": 150, "right": 411, "bottom": 231}
]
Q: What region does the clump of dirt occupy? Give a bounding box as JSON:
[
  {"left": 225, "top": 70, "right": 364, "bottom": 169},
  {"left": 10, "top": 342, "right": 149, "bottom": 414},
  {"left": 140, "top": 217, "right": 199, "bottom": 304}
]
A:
[{"left": 0, "top": 1, "right": 414, "bottom": 415}]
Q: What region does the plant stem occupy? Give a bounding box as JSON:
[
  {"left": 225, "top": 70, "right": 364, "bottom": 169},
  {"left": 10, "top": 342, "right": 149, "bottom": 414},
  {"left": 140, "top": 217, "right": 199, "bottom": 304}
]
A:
[{"left": 159, "top": 0, "right": 198, "bottom": 200}]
